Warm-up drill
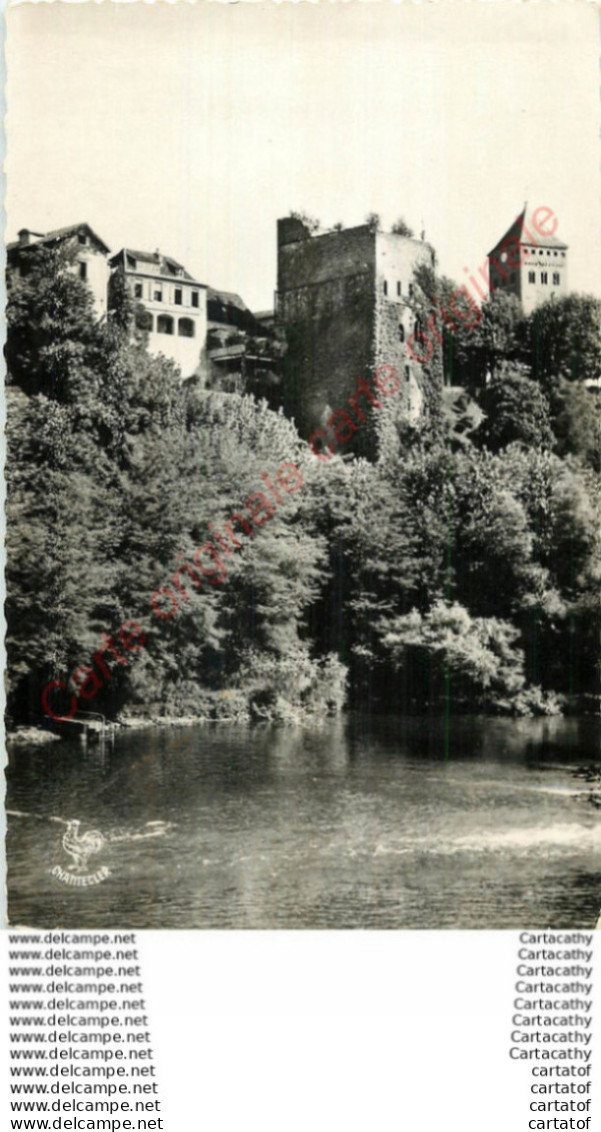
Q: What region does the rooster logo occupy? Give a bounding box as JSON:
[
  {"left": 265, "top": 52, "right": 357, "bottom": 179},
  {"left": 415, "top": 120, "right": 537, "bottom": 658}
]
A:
[
  {"left": 61, "top": 819, "right": 107, "bottom": 873},
  {"left": 6, "top": 809, "right": 173, "bottom": 889}
]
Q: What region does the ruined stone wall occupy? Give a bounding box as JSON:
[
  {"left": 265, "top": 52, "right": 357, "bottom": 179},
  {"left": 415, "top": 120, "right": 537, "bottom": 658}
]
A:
[
  {"left": 372, "top": 234, "right": 436, "bottom": 455},
  {"left": 277, "top": 222, "right": 441, "bottom": 460}
]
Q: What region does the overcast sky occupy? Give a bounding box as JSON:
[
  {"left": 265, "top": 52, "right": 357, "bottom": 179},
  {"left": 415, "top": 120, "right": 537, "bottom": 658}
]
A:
[{"left": 6, "top": 1, "right": 600, "bottom": 310}]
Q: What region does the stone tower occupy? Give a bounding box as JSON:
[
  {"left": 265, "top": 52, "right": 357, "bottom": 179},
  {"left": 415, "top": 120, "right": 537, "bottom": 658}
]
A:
[
  {"left": 487, "top": 205, "right": 568, "bottom": 316},
  {"left": 276, "top": 217, "right": 436, "bottom": 459}
]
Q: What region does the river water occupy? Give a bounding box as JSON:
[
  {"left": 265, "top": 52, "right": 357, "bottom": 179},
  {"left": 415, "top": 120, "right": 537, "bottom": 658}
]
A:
[{"left": 5, "top": 714, "right": 601, "bottom": 929}]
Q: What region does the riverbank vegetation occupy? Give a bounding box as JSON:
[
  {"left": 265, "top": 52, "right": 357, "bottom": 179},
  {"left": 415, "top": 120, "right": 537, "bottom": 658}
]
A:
[{"left": 5, "top": 249, "right": 600, "bottom": 727}]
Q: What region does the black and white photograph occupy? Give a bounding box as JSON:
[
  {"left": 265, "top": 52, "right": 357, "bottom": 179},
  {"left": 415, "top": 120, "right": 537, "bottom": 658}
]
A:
[{"left": 4, "top": 0, "right": 601, "bottom": 930}]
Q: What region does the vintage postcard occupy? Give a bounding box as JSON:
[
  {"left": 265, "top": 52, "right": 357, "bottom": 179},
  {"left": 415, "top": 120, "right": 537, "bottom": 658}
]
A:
[{"left": 4, "top": 0, "right": 600, "bottom": 929}]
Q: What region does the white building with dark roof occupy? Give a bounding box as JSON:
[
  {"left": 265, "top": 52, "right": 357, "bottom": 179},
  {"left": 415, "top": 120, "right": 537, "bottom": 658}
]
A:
[
  {"left": 7, "top": 223, "right": 111, "bottom": 319},
  {"left": 109, "top": 247, "right": 207, "bottom": 377}
]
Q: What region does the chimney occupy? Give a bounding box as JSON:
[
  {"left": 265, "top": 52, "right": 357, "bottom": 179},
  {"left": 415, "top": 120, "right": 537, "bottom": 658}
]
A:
[{"left": 18, "top": 228, "right": 31, "bottom": 246}]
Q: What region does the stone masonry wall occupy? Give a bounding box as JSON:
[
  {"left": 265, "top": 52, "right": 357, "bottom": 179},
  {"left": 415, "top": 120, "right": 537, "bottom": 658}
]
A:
[
  {"left": 372, "top": 234, "right": 434, "bottom": 455},
  {"left": 278, "top": 224, "right": 376, "bottom": 452},
  {"left": 277, "top": 221, "right": 438, "bottom": 460}
]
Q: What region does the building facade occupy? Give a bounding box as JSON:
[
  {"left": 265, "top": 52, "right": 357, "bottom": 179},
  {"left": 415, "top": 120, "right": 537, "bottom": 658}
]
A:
[
  {"left": 205, "top": 287, "right": 280, "bottom": 398},
  {"left": 488, "top": 206, "right": 568, "bottom": 315},
  {"left": 109, "top": 248, "right": 207, "bottom": 378},
  {"left": 276, "top": 217, "right": 435, "bottom": 457},
  {"left": 7, "top": 223, "right": 111, "bottom": 320}
]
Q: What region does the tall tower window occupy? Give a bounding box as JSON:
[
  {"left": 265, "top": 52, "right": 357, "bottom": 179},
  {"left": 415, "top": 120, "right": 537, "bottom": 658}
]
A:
[
  {"left": 528, "top": 271, "right": 535, "bottom": 284},
  {"left": 134, "top": 283, "right": 143, "bottom": 299},
  {"left": 398, "top": 324, "right": 405, "bottom": 342},
  {"left": 174, "top": 288, "right": 182, "bottom": 305},
  {"left": 397, "top": 281, "right": 402, "bottom": 297},
  {"left": 383, "top": 280, "right": 388, "bottom": 296},
  {"left": 553, "top": 272, "right": 560, "bottom": 286},
  {"left": 191, "top": 292, "right": 199, "bottom": 308},
  {"left": 78, "top": 261, "right": 87, "bottom": 281},
  {"left": 541, "top": 272, "right": 548, "bottom": 285}
]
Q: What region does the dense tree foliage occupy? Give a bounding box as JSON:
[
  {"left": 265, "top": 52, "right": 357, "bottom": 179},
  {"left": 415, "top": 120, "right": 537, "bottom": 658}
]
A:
[
  {"left": 476, "top": 363, "right": 554, "bottom": 452},
  {"left": 528, "top": 294, "right": 601, "bottom": 389},
  {"left": 5, "top": 255, "right": 600, "bottom": 727}
]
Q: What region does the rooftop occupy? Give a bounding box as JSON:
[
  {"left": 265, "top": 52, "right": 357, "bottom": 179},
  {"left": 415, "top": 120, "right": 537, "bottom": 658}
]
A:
[
  {"left": 207, "top": 286, "right": 249, "bottom": 312},
  {"left": 109, "top": 247, "right": 204, "bottom": 285},
  {"left": 7, "top": 222, "right": 111, "bottom": 254},
  {"left": 489, "top": 206, "right": 568, "bottom": 255}
]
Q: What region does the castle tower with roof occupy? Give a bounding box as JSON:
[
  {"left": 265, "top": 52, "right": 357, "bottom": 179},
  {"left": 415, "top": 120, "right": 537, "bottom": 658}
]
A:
[{"left": 487, "top": 205, "right": 568, "bottom": 315}]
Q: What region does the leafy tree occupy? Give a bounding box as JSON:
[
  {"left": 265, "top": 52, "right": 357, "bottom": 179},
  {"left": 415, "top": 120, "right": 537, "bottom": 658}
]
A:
[
  {"left": 5, "top": 245, "right": 100, "bottom": 400},
  {"left": 551, "top": 379, "right": 601, "bottom": 471},
  {"left": 456, "top": 291, "right": 525, "bottom": 389},
  {"left": 498, "top": 445, "right": 601, "bottom": 701},
  {"left": 391, "top": 218, "right": 414, "bottom": 237},
  {"left": 107, "top": 268, "right": 135, "bottom": 332},
  {"left": 445, "top": 446, "right": 538, "bottom": 620},
  {"left": 6, "top": 233, "right": 600, "bottom": 727},
  {"left": 476, "top": 363, "right": 554, "bottom": 452},
  {"left": 302, "top": 441, "right": 452, "bottom": 710},
  {"left": 528, "top": 294, "right": 601, "bottom": 391},
  {"left": 288, "top": 210, "right": 320, "bottom": 235},
  {"left": 382, "top": 601, "right": 530, "bottom": 713},
  {"left": 154, "top": 388, "right": 339, "bottom": 720}
]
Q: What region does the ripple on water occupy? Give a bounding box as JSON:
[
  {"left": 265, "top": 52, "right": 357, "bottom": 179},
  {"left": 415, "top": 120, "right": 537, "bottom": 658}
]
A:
[{"left": 6, "top": 714, "right": 601, "bottom": 929}]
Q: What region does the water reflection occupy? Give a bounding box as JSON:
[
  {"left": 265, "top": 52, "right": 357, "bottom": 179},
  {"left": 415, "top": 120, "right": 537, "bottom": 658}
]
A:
[{"left": 6, "top": 714, "right": 601, "bottom": 929}]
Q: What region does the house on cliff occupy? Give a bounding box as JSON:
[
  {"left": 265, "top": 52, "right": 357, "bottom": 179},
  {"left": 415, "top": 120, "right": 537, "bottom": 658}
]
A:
[
  {"left": 109, "top": 247, "right": 208, "bottom": 378},
  {"left": 7, "top": 223, "right": 111, "bottom": 320},
  {"left": 8, "top": 222, "right": 273, "bottom": 387}
]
